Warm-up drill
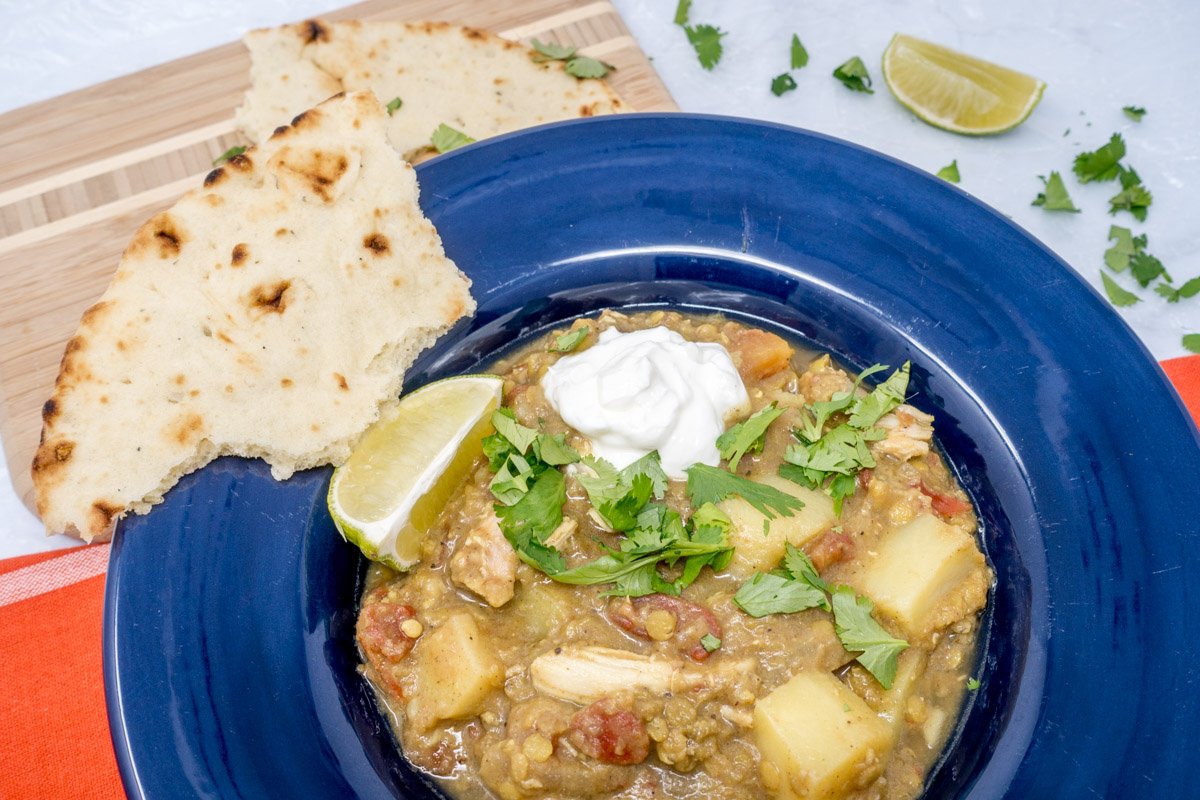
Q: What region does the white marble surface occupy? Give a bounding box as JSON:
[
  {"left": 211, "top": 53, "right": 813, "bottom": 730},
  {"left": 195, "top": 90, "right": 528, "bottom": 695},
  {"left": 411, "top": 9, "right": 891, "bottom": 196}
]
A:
[{"left": 1, "top": 0, "right": 1196, "bottom": 557}]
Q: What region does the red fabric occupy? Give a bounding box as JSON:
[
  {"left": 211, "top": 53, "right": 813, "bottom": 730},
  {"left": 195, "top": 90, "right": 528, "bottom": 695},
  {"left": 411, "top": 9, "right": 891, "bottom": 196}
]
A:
[{"left": 1, "top": 356, "right": 1197, "bottom": 798}]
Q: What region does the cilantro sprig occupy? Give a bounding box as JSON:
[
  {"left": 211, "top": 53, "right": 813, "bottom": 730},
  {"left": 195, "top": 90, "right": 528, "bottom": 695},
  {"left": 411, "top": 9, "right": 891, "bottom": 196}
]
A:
[
  {"left": 832, "top": 57, "right": 873, "bottom": 93},
  {"left": 530, "top": 38, "right": 613, "bottom": 79},
  {"left": 717, "top": 403, "right": 785, "bottom": 472},
  {"left": 1073, "top": 133, "right": 1126, "bottom": 183},
  {"left": 734, "top": 543, "right": 908, "bottom": 687},
  {"left": 686, "top": 463, "right": 805, "bottom": 519},
  {"left": 673, "top": 0, "right": 725, "bottom": 70},
  {"left": 550, "top": 326, "right": 590, "bottom": 353},
  {"left": 780, "top": 363, "right": 910, "bottom": 513}
]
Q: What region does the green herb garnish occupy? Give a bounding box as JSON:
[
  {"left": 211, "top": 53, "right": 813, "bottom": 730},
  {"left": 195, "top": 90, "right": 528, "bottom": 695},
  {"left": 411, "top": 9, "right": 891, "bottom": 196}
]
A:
[
  {"left": 936, "top": 160, "right": 961, "bottom": 183},
  {"left": 530, "top": 38, "right": 613, "bottom": 78},
  {"left": 1155, "top": 278, "right": 1200, "bottom": 304},
  {"left": 1184, "top": 334, "right": 1200, "bottom": 354},
  {"left": 431, "top": 124, "right": 476, "bottom": 153},
  {"left": 717, "top": 403, "right": 785, "bottom": 472},
  {"left": 1100, "top": 272, "right": 1140, "bottom": 307},
  {"left": 385, "top": 97, "right": 403, "bottom": 115},
  {"left": 700, "top": 633, "right": 722, "bottom": 652},
  {"left": 1104, "top": 225, "right": 1145, "bottom": 272},
  {"left": 1073, "top": 133, "right": 1126, "bottom": 183},
  {"left": 832, "top": 57, "right": 873, "bottom": 93},
  {"left": 831, "top": 586, "right": 909, "bottom": 689},
  {"left": 212, "top": 145, "right": 246, "bottom": 166},
  {"left": 673, "top": 0, "right": 692, "bottom": 25},
  {"left": 1122, "top": 105, "right": 1146, "bottom": 122},
  {"left": 684, "top": 24, "right": 726, "bottom": 70},
  {"left": 1129, "top": 251, "right": 1170, "bottom": 288},
  {"left": 734, "top": 544, "right": 828, "bottom": 616},
  {"left": 1031, "top": 172, "right": 1080, "bottom": 212},
  {"left": 1108, "top": 183, "right": 1152, "bottom": 221},
  {"left": 686, "top": 463, "right": 805, "bottom": 519},
  {"left": 791, "top": 34, "right": 808, "bottom": 69},
  {"left": 771, "top": 73, "right": 798, "bottom": 96},
  {"left": 495, "top": 468, "right": 568, "bottom": 574},
  {"left": 967, "top": 677, "right": 981, "bottom": 690},
  {"left": 550, "top": 326, "right": 589, "bottom": 353}
]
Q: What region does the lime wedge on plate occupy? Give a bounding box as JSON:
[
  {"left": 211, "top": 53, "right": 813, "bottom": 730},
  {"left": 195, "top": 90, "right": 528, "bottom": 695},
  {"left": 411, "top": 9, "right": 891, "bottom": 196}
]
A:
[
  {"left": 328, "top": 374, "right": 503, "bottom": 569},
  {"left": 882, "top": 33, "right": 1045, "bottom": 135}
]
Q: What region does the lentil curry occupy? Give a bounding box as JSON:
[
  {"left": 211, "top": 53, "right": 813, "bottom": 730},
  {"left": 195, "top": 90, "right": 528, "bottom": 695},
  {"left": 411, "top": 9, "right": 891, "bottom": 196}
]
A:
[{"left": 356, "top": 310, "right": 992, "bottom": 800}]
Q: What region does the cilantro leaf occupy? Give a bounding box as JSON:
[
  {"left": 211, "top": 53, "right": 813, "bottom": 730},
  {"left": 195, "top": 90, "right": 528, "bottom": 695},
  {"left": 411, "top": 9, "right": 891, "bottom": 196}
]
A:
[
  {"left": 717, "top": 403, "right": 785, "bottom": 471},
  {"left": 686, "top": 464, "right": 804, "bottom": 519},
  {"left": 431, "top": 123, "right": 476, "bottom": 153},
  {"left": 831, "top": 586, "right": 908, "bottom": 689},
  {"left": 212, "top": 145, "right": 246, "bottom": 167},
  {"left": 1108, "top": 183, "right": 1152, "bottom": 221},
  {"left": 832, "top": 57, "right": 873, "bottom": 93},
  {"left": 700, "top": 633, "right": 722, "bottom": 652},
  {"left": 673, "top": 0, "right": 691, "bottom": 25},
  {"left": 550, "top": 326, "right": 589, "bottom": 353},
  {"left": 1184, "top": 334, "right": 1200, "bottom": 354},
  {"left": 783, "top": 543, "right": 829, "bottom": 595},
  {"left": 1129, "top": 251, "right": 1170, "bottom": 288},
  {"left": 771, "top": 73, "right": 798, "bottom": 97},
  {"left": 1104, "top": 225, "right": 1144, "bottom": 272},
  {"left": 491, "top": 453, "right": 536, "bottom": 505},
  {"left": 1122, "top": 105, "right": 1146, "bottom": 122},
  {"left": 847, "top": 362, "right": 910, "bottom": 428},
  {"left": 530, "top": 38, "right": 576, "bottom": 61},
  {"left": 1073, "top": 133, "right": 1126, "bottom": 183},
  {"left": 576, "top": 453, "right": 666, "bottom": 530},
  {"left": 1031, "top": 172, "right": 1080, "bottom": 212},
  {"left": 495, "top": 469, "right": 567, "bottom": 573},
  {"left": 1117, "top": 164, "right": 1142, "bottom": 189},
  {"left": 531, "top": 433, "right": 580, "bottom": 466},
  {"left": 482, "top": 432, "right": 515, "bottom": 471},
  {"left": 1100, "top": 271, "right": 1140, "bottom": 308},
  {"left": 685, "top": 24, "right": 726, "bottom": 70},
  {"left": 491, "top": 408, "right": 538, "bottom": 455},
  {"left": 734, "top": 572, "right": 826, "bottom": 616},
  {"left": 936, "top": 160, "right": 960, "bottom": 183},
  {"left": 385, "top": 96, "right": 403, "bottom": 115},
  {"left": 791, "top": 34, "right": 808, "bottom": 69},
  {"left": 967, "top": 677, "right": 981, "bottom": 690},
  {"left": 565, "top": 55, "right": 613, "bottom": 79},
  {"left": 1155, "top": 277, "right": 1200, "bottom": 303},
  {"left": 622, "top": 453, "right": 669, "bottom": 498}
]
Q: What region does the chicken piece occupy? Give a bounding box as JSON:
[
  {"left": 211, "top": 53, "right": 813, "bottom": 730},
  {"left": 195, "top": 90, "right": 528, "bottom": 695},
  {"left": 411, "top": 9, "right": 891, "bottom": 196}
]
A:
[
  {"left": 730, "top": 328, "right": 794, "bottom": 381},
  {"left": 450, "top": 513, "right": 518, "bottom": 607},
  {"left": 798, "top": 354, "right": 855, "bottom": 403},
  {"left": 872, "top": 404, "right": 935, "bottom": 461}
]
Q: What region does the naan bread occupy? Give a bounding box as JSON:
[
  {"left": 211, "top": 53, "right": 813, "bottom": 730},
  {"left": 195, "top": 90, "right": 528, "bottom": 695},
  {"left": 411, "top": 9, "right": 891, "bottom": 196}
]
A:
[
  {"left": 236, "top": 19, "right": 627, "bottom": 159},
  {"left": 33, "top": 91, "right": 474, "bottom": 541}
]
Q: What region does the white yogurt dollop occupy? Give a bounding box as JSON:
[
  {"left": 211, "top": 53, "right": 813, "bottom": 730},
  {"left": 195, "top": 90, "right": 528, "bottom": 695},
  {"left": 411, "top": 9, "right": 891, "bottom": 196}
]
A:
[{"left": 541, "top": 326, "right": 749, "bottom": 478}]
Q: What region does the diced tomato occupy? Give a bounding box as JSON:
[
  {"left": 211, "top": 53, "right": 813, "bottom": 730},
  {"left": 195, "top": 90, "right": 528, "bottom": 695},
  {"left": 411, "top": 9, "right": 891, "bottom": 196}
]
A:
[
  {"left": 356, "top": 588, "right": 418, "bottom": 695},
  {"left": 730, "top": 329, "right": 794, "bottom": 381},
  {"left": 607, "top": 594, "right": 723, "bottom": 662},
  {"left": 567, "top": 698, "right": 650, "bottom": 765},
  {"left": 805, "top": 530, "right": 855, "bottom": 571},
  {"left": 857, "top": 468, "right": 874, "bottom": 489},
  {"left": 918, "top": 480, "right": 972, "bottom": 517}
]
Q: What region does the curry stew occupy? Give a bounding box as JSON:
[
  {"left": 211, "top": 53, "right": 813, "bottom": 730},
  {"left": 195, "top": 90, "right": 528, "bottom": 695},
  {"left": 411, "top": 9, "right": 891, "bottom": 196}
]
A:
[{"left": 356, "top": 310, "right": 992, "bottom": 800}]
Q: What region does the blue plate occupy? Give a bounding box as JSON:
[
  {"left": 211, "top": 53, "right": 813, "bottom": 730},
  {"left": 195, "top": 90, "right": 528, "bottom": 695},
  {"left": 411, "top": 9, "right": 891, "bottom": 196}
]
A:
[{"left": 104, "top": 114, "right": 1200, "bottom": 799}]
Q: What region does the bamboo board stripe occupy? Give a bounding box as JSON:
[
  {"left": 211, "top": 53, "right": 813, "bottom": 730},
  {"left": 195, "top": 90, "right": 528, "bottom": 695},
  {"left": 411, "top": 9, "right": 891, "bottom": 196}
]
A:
[{"left": 0, "top": 0, "right": 676, "bottom": 516}]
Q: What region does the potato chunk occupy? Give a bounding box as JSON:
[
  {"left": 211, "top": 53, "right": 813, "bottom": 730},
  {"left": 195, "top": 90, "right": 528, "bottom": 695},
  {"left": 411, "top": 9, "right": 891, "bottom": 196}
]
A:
[
  {"left": 876, "top": 649, "right": 926, "bottom": 731},
  {"left": 755, "top": 671, "right": 892, "bottom": 800},
  {"left": 407, "top": 612, "right": 504, "bottom": 731},
  {"left": 847, "top": 514, "right": 988, "bottom": 640},
  {"left": 720, "top": 473, "right": 835, "bottom": 576}
]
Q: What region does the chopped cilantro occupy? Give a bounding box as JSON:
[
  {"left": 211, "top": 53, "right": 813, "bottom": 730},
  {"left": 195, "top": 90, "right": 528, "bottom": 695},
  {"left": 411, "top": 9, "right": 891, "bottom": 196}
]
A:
[
  {"left": 1108, "top": 183, "right": 1152, "bottom": 221},
  {"left": 673, "top": 0, "right": 692, "bottom": 25},
  {"left": 936, "top": 160, "right": 960, "bottom": 183},
  {"left": 734, "top": 544, "right": 828, "bottom": 616},
  {"left": 717, "top": 403, "right": 785, "bottom": 471},
  {"left": 491, "top": 452, "right": 536, "bottom": 505},
  {"left": 485, "top": 408, "right": 578, "bottom": 505},
  {"left": 967, "top": 677, "right": 981, "bottom": 691},
  {"left": 212, "top": 145, "right": 246, "bottom": 166},
  {"left": 1122, "top": 105, "right": 1146, "bottom": 122},
  {"left": 385, "top": 96, "right": 403, "bottom": 115},
  {"left": 550, "top": 326, "right": 589, "bottom": 353},
  {"left": 684, "top": 24, "right": 726, "bottom": 70},
  {"left": 531, "top": 433, "right": 580, "bottom": 466},
  {"left": 530, "top": 38, "right": 576, "bottom": 61},
  {"left": 1104, "top": 225, "right": 1144, "bottom": 272},
  {"left": 1100, "top": 272, "right": 1140, "bottom": 307},
  {"left": 831, "top": 586, "right": 908, "bottom": 689},
  {"left": 832, "top": 57, "right": 873, "bottom": 93},
  {"left": 1073, "top": 133, "right": 1126, "bottom": 183},
  {"left": 1118, "top": 164, "right": 1142, "bottom": 189},
  {"left": 1184, "top": 334, "right": 1200, "bottom": 354},
  {"left": 1129, "top": 251, "right": 1170, "bottom": 288},
  {"left": 686, "top": 464, "right": 805, "bottom": 519},
  {"left": 495, "top": 469, "right": 568, "bottom": 574},
  {"left": 577, "top": 453, "right": 667, "bottom": 531},
  {"left": 771, "top": 73, "right": 798, "bottom": 97},
  {"left": 431, "top": 124, "right": 476, "bottom": 153},
  {"left": 491, "top": 408, "right": 538, "bottom": 455},
  {"left": 530, "top": 38, "right": 612, "bottom": 78},
  {"left": 791, "top": 34, "right": 808, "bottom": 69},
  {"left": 1031, "top": 172, "right": 1080, "bottom": 212},
  {"left": 700, "top": 633, "right": 722, "bottom": 652},
  {"left": 1155, "top": 277, "right": 1200, "bottom": 303}
]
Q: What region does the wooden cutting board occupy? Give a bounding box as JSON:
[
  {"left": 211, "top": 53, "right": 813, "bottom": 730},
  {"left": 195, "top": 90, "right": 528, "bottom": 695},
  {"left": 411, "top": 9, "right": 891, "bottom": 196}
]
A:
[{"left": 0, "top": 0, "right": 675, "bottom": 517}]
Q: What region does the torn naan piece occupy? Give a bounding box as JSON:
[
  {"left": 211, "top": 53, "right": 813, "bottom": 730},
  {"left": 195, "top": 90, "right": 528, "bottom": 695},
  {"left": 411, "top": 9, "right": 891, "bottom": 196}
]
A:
[
  {"left": 236, "top": 19, "right": 627, "bottom": 160},
  {"left": 33, "top": 91, "right": 475, "bottom": 541}
]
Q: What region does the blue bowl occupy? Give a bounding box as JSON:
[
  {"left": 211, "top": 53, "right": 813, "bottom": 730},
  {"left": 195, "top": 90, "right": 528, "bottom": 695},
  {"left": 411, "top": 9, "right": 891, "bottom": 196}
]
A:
[{"left": 104, "top": 114, "right": 1200, "bottom": 799}]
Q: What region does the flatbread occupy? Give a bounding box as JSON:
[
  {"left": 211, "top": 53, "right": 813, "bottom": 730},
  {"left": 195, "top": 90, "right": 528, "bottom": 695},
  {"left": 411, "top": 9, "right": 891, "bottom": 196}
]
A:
[
  {"left": 33, "top": 91, "right": 475, "bottom": 541},
  {"left": 236, "top": 19, "right": 627, "bottom": 159}
]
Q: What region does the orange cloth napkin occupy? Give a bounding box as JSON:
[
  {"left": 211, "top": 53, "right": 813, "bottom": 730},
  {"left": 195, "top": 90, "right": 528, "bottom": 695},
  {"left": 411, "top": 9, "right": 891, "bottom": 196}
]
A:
[{"left": 2, "top": 356, "right": 1198, "bottom": 799}]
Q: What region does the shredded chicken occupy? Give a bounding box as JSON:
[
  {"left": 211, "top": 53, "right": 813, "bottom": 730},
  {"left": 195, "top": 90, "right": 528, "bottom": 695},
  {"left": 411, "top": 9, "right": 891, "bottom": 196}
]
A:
[
  {"left": 873, "top": 404, "right": 935, "bottom": 461},
  {"left": 449, "top": 513, "right": 518, "bottom": 607},
  {"left": 798, "top": 354, "right": 855, "bottom": 403}
]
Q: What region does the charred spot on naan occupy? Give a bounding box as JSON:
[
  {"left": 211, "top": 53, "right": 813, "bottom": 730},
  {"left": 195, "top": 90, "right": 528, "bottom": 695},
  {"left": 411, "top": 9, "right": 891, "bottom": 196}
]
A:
[
  {"left": 231, "top": 243, "right": 250, "bottom": 266},
  {"left": 304, "top": 19, "right": 331, "bottom": 44},
  {"left": 166, "top": 412, "right": 207, "bottom": 447},
  {"left": 363, "top": 233, "right": 390, "bottom": 255},
  {"left": 268, "top": 144, "right": 359, "bottom": 203},
  {"left": 248, "top": 280, "right": 293, "bottom": 315},
  {"left": 126, "top": 212, "right": 188, "bottom": 260}
]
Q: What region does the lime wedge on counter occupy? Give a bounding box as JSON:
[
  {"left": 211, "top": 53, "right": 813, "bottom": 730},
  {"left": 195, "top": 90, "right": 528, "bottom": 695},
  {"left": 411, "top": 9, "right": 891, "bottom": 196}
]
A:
[
  {"left": 882, "top": 33, "right": 1045, "bottom": 135},
  {"left": 328, "top": 374, "right": 503, "bottom": 569}
]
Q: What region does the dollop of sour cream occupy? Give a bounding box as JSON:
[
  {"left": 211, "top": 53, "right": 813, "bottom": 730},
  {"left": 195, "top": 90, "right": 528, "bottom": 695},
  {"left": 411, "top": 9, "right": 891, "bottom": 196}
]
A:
[{"left": 541, "top": 326, "right": 749, "bottom": 478}]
